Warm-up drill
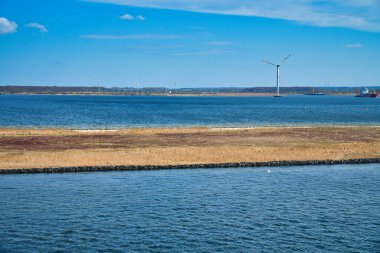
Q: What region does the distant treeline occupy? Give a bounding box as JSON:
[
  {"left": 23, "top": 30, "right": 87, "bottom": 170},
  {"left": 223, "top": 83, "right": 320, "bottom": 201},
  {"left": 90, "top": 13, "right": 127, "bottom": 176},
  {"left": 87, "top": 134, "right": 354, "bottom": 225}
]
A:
[{"left": 0, "top": 85, "right": 379, "bottom": 94}]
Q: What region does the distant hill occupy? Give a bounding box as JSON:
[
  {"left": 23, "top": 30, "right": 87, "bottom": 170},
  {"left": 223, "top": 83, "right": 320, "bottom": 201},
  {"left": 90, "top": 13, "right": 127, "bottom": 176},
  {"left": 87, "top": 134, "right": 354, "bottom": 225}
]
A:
[{"left": 0, "top": 85, "right": 379, "bottom": 95}]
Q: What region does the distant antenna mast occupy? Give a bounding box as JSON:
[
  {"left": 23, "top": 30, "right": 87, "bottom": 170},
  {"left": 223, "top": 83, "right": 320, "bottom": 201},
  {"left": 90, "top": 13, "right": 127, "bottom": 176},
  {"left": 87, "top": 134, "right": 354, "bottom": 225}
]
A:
[
  {"left": 262, "top": 54, "right": 291, "bottom": 97},
  {"left": 136, "top": 80, "right": 139, "bottom": 94}
]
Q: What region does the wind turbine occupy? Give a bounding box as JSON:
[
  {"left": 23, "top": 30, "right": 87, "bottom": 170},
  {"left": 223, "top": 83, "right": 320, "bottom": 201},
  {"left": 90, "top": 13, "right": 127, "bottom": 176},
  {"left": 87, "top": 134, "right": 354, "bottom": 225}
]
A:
[{"left": 262, "top": 54, "right": 291, "bottom": 97}]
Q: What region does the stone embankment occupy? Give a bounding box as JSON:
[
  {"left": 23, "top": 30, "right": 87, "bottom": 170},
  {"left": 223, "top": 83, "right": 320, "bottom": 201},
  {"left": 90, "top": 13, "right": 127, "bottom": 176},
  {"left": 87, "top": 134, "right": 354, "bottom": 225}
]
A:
[{"left": 1, "top": 158, "right": 379, "bottom": 174}]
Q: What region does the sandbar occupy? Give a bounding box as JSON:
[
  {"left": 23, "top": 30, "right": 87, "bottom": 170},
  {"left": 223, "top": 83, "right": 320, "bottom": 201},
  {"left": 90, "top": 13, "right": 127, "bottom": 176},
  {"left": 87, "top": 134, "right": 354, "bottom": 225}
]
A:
[{"left": 0, "top": 126, "right": 379, "bottom": 173}]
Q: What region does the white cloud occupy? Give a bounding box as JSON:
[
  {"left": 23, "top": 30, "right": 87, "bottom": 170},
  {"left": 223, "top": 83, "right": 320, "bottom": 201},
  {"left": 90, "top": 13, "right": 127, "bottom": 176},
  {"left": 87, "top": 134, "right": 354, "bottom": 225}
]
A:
[
  {"left": 80, "top": 33, "right": 181, "bottom": 39},
  {"left": 85, "top": 0, "right": 380, "bottom": 32},
  {"left": 25, "top": 23, "right": 48, "bottom": 32},
  {"left": 344, "top": 43, "right": 364, "bottom": 48},
  {"left": 0, "top": 17, "right": 17, "bottom": 34},
  {"left": 120, "top": 14, "right": 134, "bottom": 20},
  {"left": 120, "top": 14, "right": 145, "bottom": 20}
]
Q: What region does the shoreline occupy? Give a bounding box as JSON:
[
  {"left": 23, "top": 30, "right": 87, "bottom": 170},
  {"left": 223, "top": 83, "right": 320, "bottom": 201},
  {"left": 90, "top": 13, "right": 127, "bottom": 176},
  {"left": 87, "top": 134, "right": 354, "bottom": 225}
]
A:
[
  {"left": 1, "top": 126, "right": 379, "bottom": 173},
  {"left": 2, "top": 124, "right": 380, "bottom": 131},
  {"left": 0, "top": 92, "right": 358, "bottom": 97},
  {"left": 1, "top": 158, "right": 380, "bottom": 174}
]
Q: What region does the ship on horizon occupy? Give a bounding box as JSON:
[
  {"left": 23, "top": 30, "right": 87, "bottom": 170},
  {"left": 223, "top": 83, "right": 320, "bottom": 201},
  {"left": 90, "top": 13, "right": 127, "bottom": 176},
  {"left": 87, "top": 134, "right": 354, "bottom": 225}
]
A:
[{"left": 356, "top": 87, "right": 378, "bottom": 98}]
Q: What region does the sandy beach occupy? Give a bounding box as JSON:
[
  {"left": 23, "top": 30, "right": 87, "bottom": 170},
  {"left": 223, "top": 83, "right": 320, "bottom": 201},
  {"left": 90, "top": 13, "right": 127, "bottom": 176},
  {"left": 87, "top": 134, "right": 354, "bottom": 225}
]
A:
[{"left": 1, "top": 126, "right": 379, "bottom": 172}]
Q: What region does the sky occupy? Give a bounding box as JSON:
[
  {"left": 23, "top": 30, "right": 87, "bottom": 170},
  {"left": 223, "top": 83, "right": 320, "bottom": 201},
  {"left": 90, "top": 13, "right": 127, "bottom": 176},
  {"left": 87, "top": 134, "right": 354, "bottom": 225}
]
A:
[{"left": 0, "top": 0, "right": 379, "bottom": 88}]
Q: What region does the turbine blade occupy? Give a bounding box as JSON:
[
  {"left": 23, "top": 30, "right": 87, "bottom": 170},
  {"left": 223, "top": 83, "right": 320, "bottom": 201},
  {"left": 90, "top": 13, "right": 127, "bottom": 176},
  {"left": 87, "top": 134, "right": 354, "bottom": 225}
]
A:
[
  {"left": 282, "top": 54, "right": 291, "bottom": 62},
  {"left": 262, "top": 60, "right": 277, "bottom": 66}
]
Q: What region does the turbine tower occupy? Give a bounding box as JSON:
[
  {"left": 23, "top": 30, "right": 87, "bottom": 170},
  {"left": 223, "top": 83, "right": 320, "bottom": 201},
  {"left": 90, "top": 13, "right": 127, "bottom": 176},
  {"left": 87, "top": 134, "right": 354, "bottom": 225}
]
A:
[{"left": 262, "top": 54, "right": 291, "bottom": 97}]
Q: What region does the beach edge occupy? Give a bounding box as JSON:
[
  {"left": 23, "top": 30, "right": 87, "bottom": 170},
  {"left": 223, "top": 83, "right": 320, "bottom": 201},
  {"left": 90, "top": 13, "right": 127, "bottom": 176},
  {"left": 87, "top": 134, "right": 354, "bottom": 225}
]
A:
[{"left": 1, "top": 158, "right": 379, "bottom": 174}]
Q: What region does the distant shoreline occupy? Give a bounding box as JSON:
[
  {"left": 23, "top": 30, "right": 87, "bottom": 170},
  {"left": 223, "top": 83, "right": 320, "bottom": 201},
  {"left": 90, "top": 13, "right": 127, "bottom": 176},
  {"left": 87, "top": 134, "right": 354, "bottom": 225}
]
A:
[
  {"left": 1, "top": 126, "right": 379, "bottom": 173},
  {"left": 0, "top": 92, "right": 358, "bottom": 97},
  {"left": 1, "top": 85, "right": 374, "bottom": 97}
]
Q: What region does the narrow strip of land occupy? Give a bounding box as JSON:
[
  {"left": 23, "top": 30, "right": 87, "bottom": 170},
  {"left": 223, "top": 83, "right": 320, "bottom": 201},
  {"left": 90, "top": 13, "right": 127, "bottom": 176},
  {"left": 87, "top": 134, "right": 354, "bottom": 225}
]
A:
[{"left": 1, "top": 126, "right": 379, "bottom": 171}]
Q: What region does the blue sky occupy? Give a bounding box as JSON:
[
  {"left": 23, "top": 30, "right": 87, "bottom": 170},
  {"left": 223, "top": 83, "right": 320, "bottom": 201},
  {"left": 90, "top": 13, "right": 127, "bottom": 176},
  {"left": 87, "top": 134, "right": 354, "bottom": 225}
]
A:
[{"left": 0, "top": 0, "right": 379, "bottom": 87}]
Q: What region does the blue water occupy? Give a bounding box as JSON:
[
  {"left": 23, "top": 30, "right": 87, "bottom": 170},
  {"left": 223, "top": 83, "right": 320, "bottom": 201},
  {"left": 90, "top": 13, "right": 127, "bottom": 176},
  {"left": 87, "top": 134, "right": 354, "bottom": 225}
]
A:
[
  {"left": 0, "top": 164, "right": 379, "bottom": 252},
  {"left": 1, "top": 95, "right": 379, "bottom": 128}
]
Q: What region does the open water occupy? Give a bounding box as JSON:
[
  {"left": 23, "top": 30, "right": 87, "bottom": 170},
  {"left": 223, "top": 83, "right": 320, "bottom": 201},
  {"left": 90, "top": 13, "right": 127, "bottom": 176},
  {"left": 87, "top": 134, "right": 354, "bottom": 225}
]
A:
[
  {"left": 1, "top": 94, "right": 380, "bottom": 128},
  {"left": 0, "top": 164, "right": 379, "bottom": 252},
  {"left": 1, "top": 95, "right": 379, "bottom": 252}
]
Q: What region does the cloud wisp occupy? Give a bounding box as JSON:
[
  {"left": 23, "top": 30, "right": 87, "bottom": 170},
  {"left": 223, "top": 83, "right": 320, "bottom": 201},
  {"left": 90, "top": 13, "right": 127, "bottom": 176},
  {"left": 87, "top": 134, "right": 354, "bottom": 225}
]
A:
[
  {"left": 120, "top": 13, "right": 145, "bottom": 20},
  {"left": 120, "top": 14, "right": 134, "bottom": 20},
  {"left": 344, "top": 43, "right": 364, "bottom": 48},
  {"left": 0, "top": 17, "right": 17, "bottom": 34},
  {"left": 80, "top": 33, "right": 181, "bottom": 40},
  {"left": 25, "top": 23, "right": 48, "bottom": 32},
  {"left": 85, "top": 0, "right": 380, "bottom": 32}
]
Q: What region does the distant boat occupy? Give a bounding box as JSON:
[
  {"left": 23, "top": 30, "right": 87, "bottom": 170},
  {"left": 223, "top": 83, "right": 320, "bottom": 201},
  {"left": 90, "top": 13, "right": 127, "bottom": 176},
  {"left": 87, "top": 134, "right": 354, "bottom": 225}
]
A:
[
  {"left": 356, "top": 87, "right": 378, "bottom": 98},
  {"left": 304, "top": 88, "right": 325, "bottom": 96}
]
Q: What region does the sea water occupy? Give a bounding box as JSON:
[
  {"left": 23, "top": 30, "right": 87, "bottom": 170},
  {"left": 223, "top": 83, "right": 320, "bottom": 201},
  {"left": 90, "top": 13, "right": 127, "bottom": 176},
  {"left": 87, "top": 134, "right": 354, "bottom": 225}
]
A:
[
  {"left": 0, "top": 164, "right": 379, "bottom": 252},
  {"left": 1, "top": 95, "right": 379, "bottom": 252},
  {"left": 1, "top": 94, "right": 380, "bottom": 128}
]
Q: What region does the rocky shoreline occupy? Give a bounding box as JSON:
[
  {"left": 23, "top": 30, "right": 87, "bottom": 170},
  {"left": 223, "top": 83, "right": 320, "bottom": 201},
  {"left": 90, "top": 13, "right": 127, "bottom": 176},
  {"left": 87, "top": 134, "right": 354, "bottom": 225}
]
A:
[{"left": 1, "top": 158, "right": 379, "bottom": 174}]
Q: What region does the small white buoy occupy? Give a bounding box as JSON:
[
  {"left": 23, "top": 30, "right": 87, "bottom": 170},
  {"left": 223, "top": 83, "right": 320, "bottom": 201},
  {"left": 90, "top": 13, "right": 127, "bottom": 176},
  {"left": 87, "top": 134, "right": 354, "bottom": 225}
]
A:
[{"left": 267, "top": 169, "right": 271, "bottom": 173}]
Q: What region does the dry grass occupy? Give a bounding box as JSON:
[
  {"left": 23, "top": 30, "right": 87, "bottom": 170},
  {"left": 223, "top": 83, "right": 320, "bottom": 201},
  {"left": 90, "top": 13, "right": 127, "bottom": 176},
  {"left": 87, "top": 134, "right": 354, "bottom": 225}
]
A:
[{"left": 1, "top": 126, "right": 380, "bottom": 169}]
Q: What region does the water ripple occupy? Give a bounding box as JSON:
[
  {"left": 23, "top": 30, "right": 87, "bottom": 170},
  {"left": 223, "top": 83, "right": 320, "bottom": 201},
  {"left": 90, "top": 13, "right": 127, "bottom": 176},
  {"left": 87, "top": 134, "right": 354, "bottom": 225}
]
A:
[
  {"left": 1, "top": 95, "right": 380, "bottom": 128},
  {"left": 0, "top": 164, "right": 379, "bottom": 252}
]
